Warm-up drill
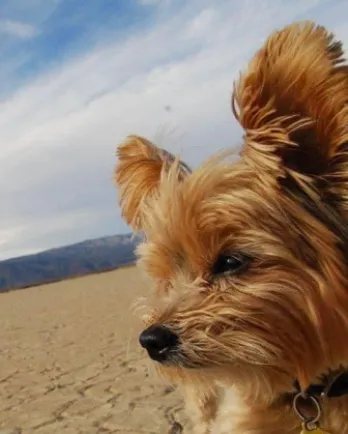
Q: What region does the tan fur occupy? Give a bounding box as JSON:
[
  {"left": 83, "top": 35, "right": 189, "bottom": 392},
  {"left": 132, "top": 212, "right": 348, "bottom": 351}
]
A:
[{"left": 114, "top": 21, "right": 348, "bottom": 433}]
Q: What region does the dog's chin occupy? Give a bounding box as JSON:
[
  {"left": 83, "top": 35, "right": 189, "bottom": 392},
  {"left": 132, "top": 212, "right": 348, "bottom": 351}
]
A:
[{"left": 146, "top": 348, "right": 203, "bottom": 369}]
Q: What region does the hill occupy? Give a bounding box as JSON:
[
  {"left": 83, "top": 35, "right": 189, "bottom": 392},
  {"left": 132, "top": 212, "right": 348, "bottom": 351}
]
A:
[{"left": 0, "top": 234, "right": 140, "bottom": 292}]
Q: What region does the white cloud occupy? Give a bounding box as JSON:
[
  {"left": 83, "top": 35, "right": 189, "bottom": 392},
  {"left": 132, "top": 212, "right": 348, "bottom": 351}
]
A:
[
  {"left": 184, "top": 7, "right": 217, "bottom": 40},
  {"left": 0, "top": 19, "right": 38, "bottom": 38},
  {"left": 0, "top": 0, "right": 347, "bottom": 259},
  {"left": 137, "top": 0, "right": 169, "bottom": 5}
]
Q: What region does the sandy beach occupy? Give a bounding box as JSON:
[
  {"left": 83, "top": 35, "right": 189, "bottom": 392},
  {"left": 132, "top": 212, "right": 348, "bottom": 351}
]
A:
[{"left": 0, "top": 266, "right": 187, "bottom": 433}]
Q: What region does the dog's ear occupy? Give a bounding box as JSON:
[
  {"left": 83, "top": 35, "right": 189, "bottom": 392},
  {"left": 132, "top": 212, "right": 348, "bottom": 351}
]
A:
[
  {"left": 114, "top": 135, "right": 191, "bottom": 232},
  {"left": 233, "top": 21, "right": 348, "bottom": 192}
]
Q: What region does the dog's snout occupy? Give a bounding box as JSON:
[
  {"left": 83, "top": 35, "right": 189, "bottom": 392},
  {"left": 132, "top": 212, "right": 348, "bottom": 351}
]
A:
[{"left": 139, "top": 324, "right": 178, "bottom": 362}]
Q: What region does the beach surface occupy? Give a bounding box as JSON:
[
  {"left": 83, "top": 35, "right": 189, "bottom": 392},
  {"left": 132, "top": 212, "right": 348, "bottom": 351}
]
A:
[{"left": 0, "top": 266, "right": 187, "bottom": 433}]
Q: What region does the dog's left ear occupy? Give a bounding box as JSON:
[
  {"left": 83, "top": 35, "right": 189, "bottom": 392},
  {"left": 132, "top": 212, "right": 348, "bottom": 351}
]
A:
[
  {"left": 114, "top": 135, "right": 191, "bottom": 232},
  {"left": 233, "top": 21, "right": 348, "bottom": 203}
]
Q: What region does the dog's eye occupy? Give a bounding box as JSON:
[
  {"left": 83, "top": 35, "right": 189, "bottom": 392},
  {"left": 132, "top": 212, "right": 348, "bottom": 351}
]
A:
[{"left": 212, "top": 253, "right": 250, "bottom": 276}]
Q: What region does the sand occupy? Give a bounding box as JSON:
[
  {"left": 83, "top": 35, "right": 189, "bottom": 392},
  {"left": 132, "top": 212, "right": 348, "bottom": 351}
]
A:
[{"left": 0, "top": 266, "right": 188, "bottom": 433}]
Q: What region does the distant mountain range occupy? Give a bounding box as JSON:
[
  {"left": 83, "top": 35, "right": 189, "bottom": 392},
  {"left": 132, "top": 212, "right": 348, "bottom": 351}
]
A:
[{"left": 0, "top": 234, "right": 141, "bottom": 292}]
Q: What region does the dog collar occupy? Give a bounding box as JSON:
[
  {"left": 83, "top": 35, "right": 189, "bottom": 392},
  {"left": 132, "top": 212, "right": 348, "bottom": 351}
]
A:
[
  {"left": 285, "top": 368, "right": 348, "bottom": 400},
  {"left": 297, "top": 373, "right": 348, "bottom": 398},
  {"left": 287, "top": 369, "right": 348, "bottom": 432}
]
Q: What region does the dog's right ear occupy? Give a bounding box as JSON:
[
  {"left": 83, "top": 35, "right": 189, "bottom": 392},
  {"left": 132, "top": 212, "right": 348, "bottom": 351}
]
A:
[{"left": 114, "top": 135, "right": 191, "bottom": 232}]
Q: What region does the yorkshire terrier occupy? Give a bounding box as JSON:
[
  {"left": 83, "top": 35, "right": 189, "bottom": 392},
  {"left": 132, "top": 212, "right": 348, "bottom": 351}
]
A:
[{"left": 114, "top": 21, "right": 348, "bottom": 433}]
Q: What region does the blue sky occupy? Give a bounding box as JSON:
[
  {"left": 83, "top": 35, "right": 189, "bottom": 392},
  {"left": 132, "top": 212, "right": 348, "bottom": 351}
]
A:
[{"left": 0, "top": 0, "right": 347, "bottom": 260}]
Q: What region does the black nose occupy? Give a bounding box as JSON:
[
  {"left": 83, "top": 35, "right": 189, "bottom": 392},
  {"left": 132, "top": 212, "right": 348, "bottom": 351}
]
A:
[{"left": 139, "top": 325, "right": 179, "bottom": 362}]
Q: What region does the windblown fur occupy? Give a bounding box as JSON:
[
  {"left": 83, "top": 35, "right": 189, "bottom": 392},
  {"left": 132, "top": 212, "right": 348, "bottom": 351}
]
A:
[{"left": 114, "top": 21, "right": 348, "bottom": 433}]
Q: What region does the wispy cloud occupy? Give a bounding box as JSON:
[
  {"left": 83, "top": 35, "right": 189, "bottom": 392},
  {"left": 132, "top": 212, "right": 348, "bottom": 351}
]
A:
[
  {"left": 0, "top": 0, "right": 347, "bottom": 260},
  {"left": 0, "top": 19, "right": 39, "bottom": 39}
]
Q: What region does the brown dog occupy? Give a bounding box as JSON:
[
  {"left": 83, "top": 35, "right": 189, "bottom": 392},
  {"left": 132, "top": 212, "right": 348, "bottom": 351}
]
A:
[{"left": 114, "top": 21, "right": 348, "bottom": 433}]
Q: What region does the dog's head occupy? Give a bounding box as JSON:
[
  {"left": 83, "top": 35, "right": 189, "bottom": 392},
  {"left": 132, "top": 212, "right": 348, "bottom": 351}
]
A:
[{"left": 115, "top": 22, "right": 348, "bottom": 400}]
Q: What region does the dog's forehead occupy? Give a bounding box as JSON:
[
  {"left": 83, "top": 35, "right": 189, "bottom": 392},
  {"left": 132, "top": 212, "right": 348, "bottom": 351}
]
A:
[
  {"left": 159, "top": 156, "right": 257, "bottom": 204},
  {"left": 140, "top": 164, "right": 279, "bottom": 279},
  {"left": 159, "top": 163, "right": 269, "bottom": 223}
]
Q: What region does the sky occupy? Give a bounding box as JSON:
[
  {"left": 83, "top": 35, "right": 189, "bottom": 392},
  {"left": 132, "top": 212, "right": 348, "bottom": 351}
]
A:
[{"left": 0, "top": 0, "right": 347, "bottom": 260}]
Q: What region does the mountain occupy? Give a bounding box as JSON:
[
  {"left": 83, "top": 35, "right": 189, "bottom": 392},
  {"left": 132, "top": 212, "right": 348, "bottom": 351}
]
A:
[{"left": 0, "top": 234, "right": 141, "bottom": 292}]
